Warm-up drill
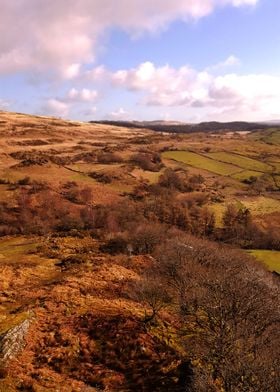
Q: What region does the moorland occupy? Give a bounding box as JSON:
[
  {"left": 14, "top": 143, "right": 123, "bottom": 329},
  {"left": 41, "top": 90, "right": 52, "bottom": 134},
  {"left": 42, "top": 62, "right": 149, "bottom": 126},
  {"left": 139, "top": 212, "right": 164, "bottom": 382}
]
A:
[{"left": 0, "top": 111, "right": 279, "bottom": 391}]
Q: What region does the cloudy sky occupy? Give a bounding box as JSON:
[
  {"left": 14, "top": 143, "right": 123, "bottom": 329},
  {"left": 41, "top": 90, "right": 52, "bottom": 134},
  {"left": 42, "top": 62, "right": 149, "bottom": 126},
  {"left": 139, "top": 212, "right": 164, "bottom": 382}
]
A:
[{"left": 0, "top": 0, "right": 279, "bottom": 122}]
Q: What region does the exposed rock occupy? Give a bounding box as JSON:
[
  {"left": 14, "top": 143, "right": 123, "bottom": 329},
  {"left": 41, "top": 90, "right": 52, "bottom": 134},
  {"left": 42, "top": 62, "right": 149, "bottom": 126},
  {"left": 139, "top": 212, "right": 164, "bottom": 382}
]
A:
[{"left": 0, "top": 317, "right": 32, "bottom": 362}]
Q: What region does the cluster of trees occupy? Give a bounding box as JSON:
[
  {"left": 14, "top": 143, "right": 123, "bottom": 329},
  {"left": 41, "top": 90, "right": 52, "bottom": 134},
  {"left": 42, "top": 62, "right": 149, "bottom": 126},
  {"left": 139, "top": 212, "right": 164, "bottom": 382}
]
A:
[
  {"left": 131, "top": 152, "right": 163, "bottom": 172},
  {"left": 245, "top": 174, "right": 279, "bottom": 193},
  {"left": 218, "top": 203, "right": 280, "bottom": 250},
  {"left": 133, "top": 234, "right": 280, "bottom": 391},
  {"left": 0, "top": 188, "right": 83, "bottom": 236},
  {"left": 0, "top": 169, "right": 279, "bottom": 252},
  {"left": 158, "top": 168, "right": 205, "bottom": 192}
]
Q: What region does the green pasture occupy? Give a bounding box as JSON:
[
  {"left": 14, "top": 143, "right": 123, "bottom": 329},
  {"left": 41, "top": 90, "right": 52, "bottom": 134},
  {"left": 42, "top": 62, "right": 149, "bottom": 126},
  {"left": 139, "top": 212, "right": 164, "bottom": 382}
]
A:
[
  {"left": 206, "top": 152, "right": 272, "bottom": 172},
  {"left": 248, "top": 250, "right": 280, "bottom": 273},
  {"left": 251, "top": 129, "right": 280, "bottom": 146},
  {"left": 231, "top": 170, "right": 264, "bottom": 181},
  {"left": 162, "top": 151, "right": 240, "bottom": 176}
]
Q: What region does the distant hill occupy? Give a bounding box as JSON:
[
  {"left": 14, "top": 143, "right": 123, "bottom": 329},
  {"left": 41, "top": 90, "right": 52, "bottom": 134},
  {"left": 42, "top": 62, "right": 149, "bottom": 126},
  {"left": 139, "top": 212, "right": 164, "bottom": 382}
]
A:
[
  {"left": 259, "top": 120, "right": 280, "bottom": 126},
  {"left": 90, "top": 120, "right": 270, "bottom": 133}
]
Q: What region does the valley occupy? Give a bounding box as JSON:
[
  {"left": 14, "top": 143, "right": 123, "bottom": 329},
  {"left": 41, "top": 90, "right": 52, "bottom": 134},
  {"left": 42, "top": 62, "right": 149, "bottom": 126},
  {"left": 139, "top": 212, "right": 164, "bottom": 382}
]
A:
[{"left": 0, "top": 111, "right": 279, "bottom": 391}]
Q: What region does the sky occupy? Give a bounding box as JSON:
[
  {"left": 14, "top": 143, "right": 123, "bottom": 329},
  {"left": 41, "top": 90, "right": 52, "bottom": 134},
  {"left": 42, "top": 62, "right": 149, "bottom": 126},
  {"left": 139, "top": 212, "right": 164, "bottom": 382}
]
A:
[{"left": 0, "top": 0, "right": 279, "bottom": 122}]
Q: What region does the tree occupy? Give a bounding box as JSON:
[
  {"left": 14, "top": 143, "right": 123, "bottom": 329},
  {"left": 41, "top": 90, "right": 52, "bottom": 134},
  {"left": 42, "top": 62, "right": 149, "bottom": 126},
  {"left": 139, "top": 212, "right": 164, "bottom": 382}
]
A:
[
  {"left": 132, "top": 274, "right": 170, "bottom": 323},
  {"left": 154, "top": 234, "right": 280, "bottom": 391},
  {"left": 181, "top": 266, "right": 280, "bottom": 392}
]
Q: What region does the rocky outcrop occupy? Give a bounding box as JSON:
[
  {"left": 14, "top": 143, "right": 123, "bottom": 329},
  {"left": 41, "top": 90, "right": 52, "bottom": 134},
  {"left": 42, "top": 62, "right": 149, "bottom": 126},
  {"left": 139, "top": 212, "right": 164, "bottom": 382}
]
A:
[{"left": 0, "top": 317, "right": 32, "bottom": 362}]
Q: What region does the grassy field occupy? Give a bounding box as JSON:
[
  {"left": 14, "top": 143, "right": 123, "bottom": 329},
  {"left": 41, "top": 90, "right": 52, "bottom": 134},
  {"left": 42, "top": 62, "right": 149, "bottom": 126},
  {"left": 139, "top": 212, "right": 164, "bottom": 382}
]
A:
[
  {"left": 250, "top": 129, "right": 280, "bottom": 146},
  {"left": 0, "top": 237, "right": 38, "bottom": 259},
  {"left": 231, "top": 170, "right": 264, "bottom": 181},
  {"left": 211, "top": 196, "right": 280, "bottom": 226},
  {"left": 206, "top": 152, "right": 272, "bottom": 172},
  {"left": 262, "top": 130, "right": 280, "bottom": 145},
  {"left": 248, "top": 250, "right": 280, "bottom": 273},
  {"left": 162, "top": 150, "right": 241, "bottom": 176},
  {"left": 240, "top": 196, "right": 280, "bottom": 216}
]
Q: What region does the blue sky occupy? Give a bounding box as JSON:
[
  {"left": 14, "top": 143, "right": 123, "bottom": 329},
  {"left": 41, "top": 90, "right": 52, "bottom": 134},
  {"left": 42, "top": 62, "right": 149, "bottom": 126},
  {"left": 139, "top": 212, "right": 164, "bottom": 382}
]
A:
[{"left": 0, "top": 0, "right": 279, "bottom": 122}]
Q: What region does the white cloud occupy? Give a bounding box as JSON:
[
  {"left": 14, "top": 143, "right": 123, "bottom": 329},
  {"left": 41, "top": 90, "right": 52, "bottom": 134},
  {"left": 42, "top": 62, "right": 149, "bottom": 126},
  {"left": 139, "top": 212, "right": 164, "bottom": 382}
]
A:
[
  {"left": 42, "top": 99, "right": 69, "bottom": 118},
  {"left": 40, "top": 87, "right": 99, "bottom": 118},
  {"left": 95, "top": 61, "right": 280, "bottom": 121},
  {"left": 0, "top": 0, "right": 258, "bottom": 77},
  {"left": 222, "top": 55, "right": 241, "bottom": 67},
  {"left": 208, "top": 55, "right": 241, "bottom": 71},
  {"left": 63, "top": 63, "right": 81, "bottom": 79},
  {"left": 67, "top": 88, "right": 99, "bottom": 102},
  {"left": 111, "top": 62, "right": 208, "bottom": 106},
  {"left": 85, "top": 65, "right": 109, "bottom": 82},
  {"left": 0, "top": 99, "right": 11, "bottom": 110},
  {"left": 110, "top": 107, "right": 130, "bottom": 119}
]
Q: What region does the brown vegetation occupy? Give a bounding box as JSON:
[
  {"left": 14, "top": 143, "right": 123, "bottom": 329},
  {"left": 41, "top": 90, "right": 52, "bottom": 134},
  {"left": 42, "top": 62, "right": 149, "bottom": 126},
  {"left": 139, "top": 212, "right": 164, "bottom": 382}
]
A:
[{"left": 0, "top": 111, "right": 279, "bottom": 391}]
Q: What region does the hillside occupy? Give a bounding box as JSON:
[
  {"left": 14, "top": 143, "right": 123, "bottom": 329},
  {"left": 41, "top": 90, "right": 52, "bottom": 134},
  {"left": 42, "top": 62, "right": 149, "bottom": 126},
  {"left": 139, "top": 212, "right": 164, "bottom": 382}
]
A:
[{"left": 0, "top": 111, "right": 279, "bottom": 391}]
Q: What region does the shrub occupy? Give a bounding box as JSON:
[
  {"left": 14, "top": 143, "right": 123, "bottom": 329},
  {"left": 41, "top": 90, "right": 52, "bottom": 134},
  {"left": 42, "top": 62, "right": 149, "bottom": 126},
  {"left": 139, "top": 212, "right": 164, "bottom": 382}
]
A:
[
  {"left": 100, "top": 236, "right": 128, "bottom": 255},
  {"left": 17, "top": 176, "right": 31, "bottom": 185}
]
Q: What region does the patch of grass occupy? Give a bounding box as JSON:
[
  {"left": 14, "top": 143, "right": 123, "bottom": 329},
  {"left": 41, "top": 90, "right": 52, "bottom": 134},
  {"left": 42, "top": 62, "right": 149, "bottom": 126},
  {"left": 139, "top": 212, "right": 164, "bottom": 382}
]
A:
[
  {"left": 0, "top": 237, "right": 38, "bottom": 257},
  {"left": 206, "top": 152, "right": 272, "bottom": 172},
  {"left": 69, "top": 163, "right": 123, "bottom": 172},
  {"left": 231, "top": 170, "right": 264, "bottom": 181},
  {"left": 263, "top": 130, "right": 280, "bottom": 145},
  {"left": 162, "top": 151, "right": 240, "bottom": 176},
  {"left": 71, "top": 172, "right": 96, "bottom": 183},
  {"left": 251, "top": 129, "right": 280, "bottom": 146},
  {"left": 248, "top": 250, "right": 280, "bottom": 273},
  {"left": 210, "top": 196, "right": 280, "bottom": 226},
  {"left": 131, "top": 168, "right": 162, "bottom": 183},
  {"left": 240, "top": 196, "right": 280, "bottom": 216},
  {"left": 209, "top": 204, "right": 226, "bottom": 227},
  {"left": 107, "top": 182, "right": 134, "bottom": 193},
  {"left": 0, "top": 311, "right": 30, "bottom": 335}
]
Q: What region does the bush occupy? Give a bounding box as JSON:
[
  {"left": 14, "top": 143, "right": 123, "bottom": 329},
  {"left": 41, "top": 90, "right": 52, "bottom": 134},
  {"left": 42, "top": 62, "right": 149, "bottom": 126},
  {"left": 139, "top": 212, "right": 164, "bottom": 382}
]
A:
[
  {"left": 131, "top": 152, "right": 162, "bottom": 172},
  {"left": 17, "top": 176, "right": 31, "bottom": 185},
  {"left": 97, "top": 152, "right": 123, "bottom": 164},
  {"left": 100, "top": 236, "right": 128, "bottom": 255},
  {"left": 158, "top": 168, "right": 186, "bottom": 191}
]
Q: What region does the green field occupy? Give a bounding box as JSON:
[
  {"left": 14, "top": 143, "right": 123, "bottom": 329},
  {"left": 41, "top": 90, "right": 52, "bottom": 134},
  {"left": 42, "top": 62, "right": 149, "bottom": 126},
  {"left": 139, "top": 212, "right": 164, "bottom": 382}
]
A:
[
  {"left": 206, "top": 152, "right": 272, "bottom": 172},
  {"left": 250, "top": 129, "right": 280, "bottom": 146},
  {"left": 248, "top": 250, "right": 280, "bottom": 273},
  {"left": 262, "top": 130, "right": 280, "bottom": 145},
  {"left": 231, "top": 170, "right": 264, "bottom": 181},
  {"left": 162, "top": 150, "right": 240, "bottom": 176}
]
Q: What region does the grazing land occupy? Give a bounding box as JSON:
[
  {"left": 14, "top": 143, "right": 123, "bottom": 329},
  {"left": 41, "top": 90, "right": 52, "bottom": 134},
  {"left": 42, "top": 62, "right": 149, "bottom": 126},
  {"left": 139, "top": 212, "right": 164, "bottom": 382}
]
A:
[
  {"left": 205, "top": 151, "right": 273, "bottom": 172},
  {"left": 162, "top": 150, "right": 241, "bottom": 176},
  {"left": 248, "top": 250, "right": 280, "bottom": 273}
]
